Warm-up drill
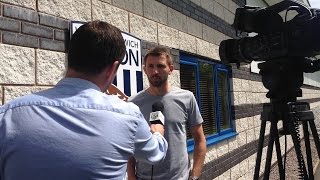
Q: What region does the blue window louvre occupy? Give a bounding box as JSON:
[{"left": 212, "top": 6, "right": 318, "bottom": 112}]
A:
[
  {"left": 180, "top": 58, "right": 201, "bottom": 109},
  {"left": 214, "top": 65, "right": 234, "bottom": 134},
  {"left": 180, "top": 53, "right": 237, "bottom": 153}
]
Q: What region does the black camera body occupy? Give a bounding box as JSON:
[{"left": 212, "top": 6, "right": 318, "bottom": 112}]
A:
[
  {"left": 220, "top": 0, "right": 320, "bottom": 66},
  {"left": 220, "top": 0, "right": 320, "bottom": 99}
]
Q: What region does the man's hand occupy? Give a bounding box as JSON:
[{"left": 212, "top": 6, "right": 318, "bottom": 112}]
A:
[
  {"left": 127, "top": 157, "right": 137, "bottom": 180},
  {"left": 150, "top": 124, "right": 164, "bottom": 136}
]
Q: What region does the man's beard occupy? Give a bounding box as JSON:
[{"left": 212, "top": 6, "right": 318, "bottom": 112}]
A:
[{"left": 148, "top": 75, "right": 168, "bottom": 87}]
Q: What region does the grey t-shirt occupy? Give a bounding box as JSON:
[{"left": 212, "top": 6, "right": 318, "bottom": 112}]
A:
[{"left": 128, "top": 87, "right": 203, "bottom": 180}]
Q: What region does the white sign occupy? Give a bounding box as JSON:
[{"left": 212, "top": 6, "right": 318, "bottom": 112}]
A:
[
  {"left": 70, "top": 21, "right": 85, "bottom": 37},
  {"left": 117, "top": 32, "right": 142, "bottom": 96},
  {"left": 70, "top": 21, "right": 143, "bottom": 96}
]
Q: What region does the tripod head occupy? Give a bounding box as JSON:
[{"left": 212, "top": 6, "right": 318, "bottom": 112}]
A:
[{"left": 258, "top": 56, "right": 320, "bottom": 100}]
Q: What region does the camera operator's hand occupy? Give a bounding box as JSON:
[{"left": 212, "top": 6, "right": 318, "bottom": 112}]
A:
[{"left": 150, "top": 124, "right": 164, "bottom": 136}]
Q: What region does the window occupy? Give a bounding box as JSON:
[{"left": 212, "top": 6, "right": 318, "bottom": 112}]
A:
[{"left": 180, "top": 53, "right": 237, "bottom": 151}]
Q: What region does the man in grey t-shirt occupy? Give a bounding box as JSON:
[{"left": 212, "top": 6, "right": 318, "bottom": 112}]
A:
[{"left": 127, "top": 46, "right": 206, "bottom": 180}]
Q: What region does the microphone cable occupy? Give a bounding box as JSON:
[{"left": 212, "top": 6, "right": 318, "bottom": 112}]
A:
[
  {"left": 151, "top": 165, "right": 154, "bottom": 180},
  {"left": 150, "top": 101, "right": 164, "bottom": 180}
]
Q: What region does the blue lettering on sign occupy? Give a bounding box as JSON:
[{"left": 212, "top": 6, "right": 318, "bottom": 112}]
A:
[
  {"left": 125, "top": 39, "right": 139, "bottom": 48},
  {"left": 121, "top": 49, "right": 139, "bottom": 66},
  {"left": 124, "top": 70, "right": 131, "bottom": 96}
]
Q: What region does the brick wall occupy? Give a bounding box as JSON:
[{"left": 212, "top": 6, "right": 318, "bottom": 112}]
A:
[
  {"left": 0, "top": 3, "right": 69, "bottom": 52},
  {"left": 155, "top": 0, "right": 238, "bottom": 38},
  {"left": 1, "top": 0, "right": 320, "bottom": 179}
]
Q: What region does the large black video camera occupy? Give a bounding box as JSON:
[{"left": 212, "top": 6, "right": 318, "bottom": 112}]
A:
[
  {"left": 219, "top": 2, "right": 320, "bottom": 179},
  {"left": 219, "top": 0, "right": 320, "bottom": 69}
]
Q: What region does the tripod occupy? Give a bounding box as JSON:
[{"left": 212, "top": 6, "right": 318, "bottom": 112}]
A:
[
  {"left": 253, "top": 100, "right": 320, "bottom": 180},
  {"left": 252, "top": 59, "right": 320, "bottom": 180}
]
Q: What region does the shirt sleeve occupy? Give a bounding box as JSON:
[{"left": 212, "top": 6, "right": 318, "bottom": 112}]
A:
[
  {"left": 132, "top": 114, "right": 168, "bottom": 165},
  {"left": 188, "top": 92, "right": 204, "bottom": 127}
]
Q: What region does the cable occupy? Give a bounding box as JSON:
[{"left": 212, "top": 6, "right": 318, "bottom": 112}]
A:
[
  {"left": 293, "top": 117, "right": 306, "bottom": 179},
  {"left": 284, "top": 135, "right": 287, "bottom": 178},
  {"left": 151, "top": 165, "right": 153, "bottom": 180}
]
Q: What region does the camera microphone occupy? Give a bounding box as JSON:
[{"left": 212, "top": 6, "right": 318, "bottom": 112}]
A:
[{"left": 149, "top": 102, "right": 164, "bottom": 125}]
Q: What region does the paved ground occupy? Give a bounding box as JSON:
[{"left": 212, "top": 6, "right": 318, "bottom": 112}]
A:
[
  {"left": 267, "top": 106, "right": 320, "bottom": 180},
  {"left": 315, "top": 162, "right": 320, "bottom": 180},
  {"left": 313, "top": 107, "right": 320, "bottom": 136},
  {"left": 268, "top": 138, "right": 318, "bottom": 179}
]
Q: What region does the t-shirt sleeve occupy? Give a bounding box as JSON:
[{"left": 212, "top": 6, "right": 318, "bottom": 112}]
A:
[{"left": 188, "top": 92, "right": 204, "bottom": 127}]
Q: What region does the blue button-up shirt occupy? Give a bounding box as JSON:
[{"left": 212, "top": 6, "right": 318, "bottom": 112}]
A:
[{"left": 0, "top": 78, "right": 167, "bottom": 180}]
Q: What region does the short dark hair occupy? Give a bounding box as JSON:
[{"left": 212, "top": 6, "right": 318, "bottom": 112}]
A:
[
  {"left": 144, "top": 46, "right": 173, "bottom": 66},
  {"left": 68, "top": 21, "right": 126, "bottom": 75}
]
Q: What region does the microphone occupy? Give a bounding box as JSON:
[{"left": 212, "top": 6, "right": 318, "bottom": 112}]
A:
[
  {"left": 149, "top": 102, "right": 165, "bottom": 180},
  {"left": 149, "top": 102, "right": 164, "bottom": 125}
]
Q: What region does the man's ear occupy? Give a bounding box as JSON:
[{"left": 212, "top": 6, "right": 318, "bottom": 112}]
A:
[
  {"left": 169, "top": 64, "right": 174, "bottom": 74},
  {"left": 105, "top": 61, "right": 119, "bottom": 84},
  {"left": 111, "top": 61, "right": 120, "bottom": 74},
  {"left": 143, "top": 64, "right": 146, "bottom": 73}
]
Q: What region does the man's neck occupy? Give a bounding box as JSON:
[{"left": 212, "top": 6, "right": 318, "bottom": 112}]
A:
[
  {"left": 65, "top": 69, "right": 106, "bottom": 92},
  {"left": 147, "top": 83, "right": 171, "bottom": 96}
]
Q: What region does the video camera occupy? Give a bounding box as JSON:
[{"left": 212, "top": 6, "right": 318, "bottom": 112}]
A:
[
  {"left": 219, "top": 0, "right": 320, "bottom": 72},
  {"left": 219, "top": 2, "right": 320, "bottom": 179}
]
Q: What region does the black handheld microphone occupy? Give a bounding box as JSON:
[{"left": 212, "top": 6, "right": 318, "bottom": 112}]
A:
[
  {"left": 149, "top": 102, "right": 164, "bottom": 125},
  {"left": 150, "top": 102, "right": 165, "bottom": 180}
]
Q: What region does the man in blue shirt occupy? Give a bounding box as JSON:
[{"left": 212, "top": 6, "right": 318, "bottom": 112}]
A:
[{"left": 0, "top": 21, "right": 167, "bottom": 180}]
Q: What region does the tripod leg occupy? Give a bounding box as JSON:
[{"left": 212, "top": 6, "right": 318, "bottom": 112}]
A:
[
  {"left": 254, "top": 120, "right": 267, "bottom": 180},
  {"left": 263, "top": 120, "right": 285, "bottom": 180},
  {"left": 273, "top": 123, "right": 285, "bottom": 180},
  {"left": 263, "top": 129, "right": 274, "bottom": 180},
  {"left": 303, "top": 122, "right": 314, "bottom": 180},
  {"left": 308, "top": 120, "right": 320, "bottom": 159}
]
